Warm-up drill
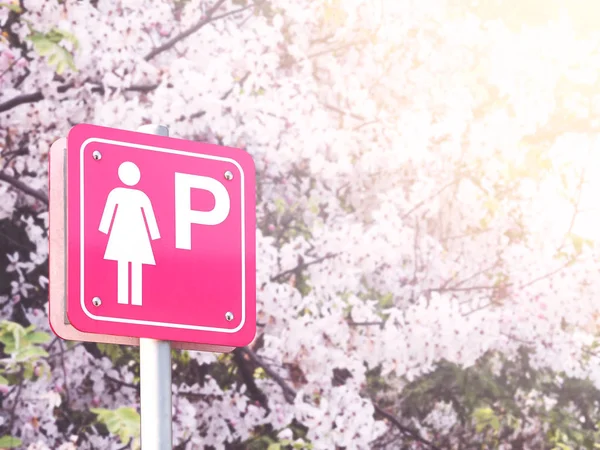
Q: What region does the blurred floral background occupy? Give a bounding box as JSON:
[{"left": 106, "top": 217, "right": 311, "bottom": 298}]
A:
[{"left": 2, "top": 0, "right": 600, "bottom": 448}]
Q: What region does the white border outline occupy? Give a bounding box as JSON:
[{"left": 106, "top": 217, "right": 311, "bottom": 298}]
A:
[{"left": 79, "top": 137, "right": 246, "bottom": 333}]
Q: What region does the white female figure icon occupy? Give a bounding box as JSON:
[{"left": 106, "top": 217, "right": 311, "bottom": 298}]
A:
[{"left": 99, "top": 161, "right": 160, "bottom": 306}]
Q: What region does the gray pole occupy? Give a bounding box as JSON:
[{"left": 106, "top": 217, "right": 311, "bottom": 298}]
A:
[{"left": 137, "top": 124, "right": 172, "bottom": 450}]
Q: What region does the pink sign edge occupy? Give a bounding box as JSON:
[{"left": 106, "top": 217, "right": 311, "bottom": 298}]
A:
[{"left": 48, "top": 137, "right": 235, "bottom": 353}]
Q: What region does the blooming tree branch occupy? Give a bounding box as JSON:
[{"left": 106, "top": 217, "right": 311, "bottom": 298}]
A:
[
  {"left": 0, "top": 171, "right": 48, "bottom": 205},
  {"left": 143, "top": 0, "right": 253, "bottom": 61},
  {"left": 270, "top": 253, "right": 339, "bottom": 283},
  {"left": 0, "top": 91, "right": 44, "bottom": 113},
  {"left": 2, "top": 0, "right": 600, "bottom": 448},
  {"left": 239, "top": 346, "right": 297, "bottom": 403},
  {"left": 373, "top": 404, "right": 442, "bottom": 450}
]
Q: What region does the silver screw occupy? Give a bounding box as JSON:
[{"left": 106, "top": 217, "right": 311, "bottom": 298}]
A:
[
  {"left": 92, "top": 150, "right": 102, "bottom": 160},
  {"left": 224, "top": 170, "right": 233, "bottom": 181},
  {"left": 225, "top": 312, "right": 234, "bottom": 321},
  {"left": 92, "top": 297, "right": 102, "bottom": 307}
]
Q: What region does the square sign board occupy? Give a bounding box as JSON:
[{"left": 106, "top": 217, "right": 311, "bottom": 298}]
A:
[{"left": 49, "top": 124, "right": 256, "bottom": 348}]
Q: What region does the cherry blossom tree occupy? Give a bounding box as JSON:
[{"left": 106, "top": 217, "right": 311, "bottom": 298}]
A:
[{"left": 2, "top": 0, "right": 600, "bottom": 448}]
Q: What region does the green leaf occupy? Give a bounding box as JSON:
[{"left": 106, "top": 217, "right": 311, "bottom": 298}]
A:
[
  {"left": 379, "top": 292, "right": 394, "bottom": 309},
  {"left": 14, "top": 346, "right": 48, "bottom": 362},
  {"left": 97, "top": 343, "right": 127, "bottom": 363},
  {"left": 116, "top": 407, "right": 140, "bottom": 424},
  {"left": 46, "top": 30, "right": 63, "bottom": 44},
  {"left": 0, "top": 2, "right": 22, "bottom": 13},
  {"left": 267, "top": 444, "right": 281, "bottom": 450},
  {"left": 56, "top": 59, "right": 67, "bottom": 75},
  {"left": 483, "top": 196, "right": 499, "bottom": 214},
  {"left": 568, "top": 233, "right": 593, "bottom": 254},
  {"left": 0, "top": 374, "right": 8, "bottom": 385},
  {"left": 274, "top": 197, "right": 286, "bottom": 214},
  {"left": 553, "top": 444, "right": 572, "bottom": 450},
  {"left": 0, "top": 436, "right": 22, "bottom": 448},
  {"left": 91, "top": 408, "right": 121, "bottom": 434},
  {"left": 131, "top": 437, "right": 141, "bottom": 450},
  {"left": 473, "top": 406, "right": 500, "bottom": 433},
  {"left": 90, "top": 407, "right": 112, "bottom": 419},
  {"left": 23, "top": 363, "right": 34, "bottom": 380},
  {"left": 0, "top": 333, "right": 16, "bottom": 352},
  {"left": 26, "top": 331, "right": 51, "bottom": 345},
  {"left": 57, "top": 29, "right": 79, "bottom": 49},
  {"left": 31, "top": 37, "right": 55, "bottom": 56},
  {"left": 92, "top": 407, "right": 140, "bottom": 445},
  {"left": 28, "top": 29, "right": 78, "bottom": 74}
]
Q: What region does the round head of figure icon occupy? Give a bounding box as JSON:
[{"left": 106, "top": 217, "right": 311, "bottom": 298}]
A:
[{"left": 118, "top": 161, "right": 141, "bottom": 186}]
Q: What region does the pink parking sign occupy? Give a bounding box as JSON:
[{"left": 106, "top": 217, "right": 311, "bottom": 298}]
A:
[{"left": 64, "top": 124, "right": 256, "bottom": 347}]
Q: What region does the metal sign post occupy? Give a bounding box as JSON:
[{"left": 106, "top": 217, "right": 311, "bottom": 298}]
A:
[
  {"left": 140, "top": 337, "right": 172, "bottom": 449},
  {"left": 137, "top": 124, "right": 172, "bottom": 450}
]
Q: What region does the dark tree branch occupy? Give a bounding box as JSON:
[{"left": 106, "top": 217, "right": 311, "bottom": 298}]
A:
[
  {"left": 0, "top": 80, "right": 161, "bottom": 114},
  {"left": 186, "top": 71, "right": 251, "bottom": 119},
  {"left": 0, "top": 56, "right": 23, "bottom": 79},
  {"left": 0, "top": 171, "right": 48, "bottom": 204},
  {"left": 270, "top": 253, "right": 339, "bottom": 282},
  {"left": 348, "top": 321, "right": 384, "bottom": 327},
  {"left": 401, "top": 178, "right": 458, "bottom": 220},
  {"left": 174, "top": 436, "right": 192, "bottom": 450},
  {"left": 0, "top": 80, "right": 71, "bottom": 113},
  {"left": 322, "top": 102, "right": 366, "bottom": 121},
  {"left": 126, "top": 83, "right": 159, "bottom": 93},
  {"left": 308, "top": 40, "right": 367, "bottom": 60},
  {"left": 46, "top": 336, "right": 59, "bottom": 353},
  {"left": 221, "top": 71, "right": 250, "bottom": 101},
  {"left": 239, "top": 347, "right": 297, "bottom": 403},
  {"left": 7, "top": 366, "right": 24, "bottom": 435},
  {"left": 144, "top": 0, "right": 255, "bottom": 61},
  {"left": 241, "top": 346, "right": 440, "bottom": 449},
  {"left": 177, "top": 391, "right": 216, "bottom": 400},
  {"left": 462, "top": 259, "right": 574, "bottom": 317},
  {"left": 116, "top": 438, "right": 133, "bottom": 450},
  {"left": 2, "top": 148, "right": 28, "bottom": 170},
  {"left": 557, "top": 164, "right": 587, "bottom": 252},
  {"left": 58, "top": 340, "right": 71, "bottom": 406},
  {"left": 90, "top": 83, "right": 159, "bottom": 94},
  {"left": 232, "top": 347, "right": 269, "bottom": 409},
  {"left": 45, "top": 342, "right": 84, "bottom": 360},
  {"left": 412, "top": 217, "right": 419, "bottom": 283},
  {"left": 0, "top": 228, "right": 33, "bottom": 251},
  {"left": 373, "top": 403, "right": 441, "bottom": 450},
  {"left": 104, "top": 374, "right": 139, "bottom": 391},
  {"left": 427, "top": 285, "right": 499, "bottom": 293},
  {"left": 1, "top": 1, "right": 31, "bottom": 63},
  {"left": 0, "top": 91, "right": 44, "bottom": 113},
  {"left": 442, "top": 259, "right": 501, "bottom": 291},
  {"left": 0, "top": 2, "right": 254, "bottom": 115},
  {"left": 519, "top": 259, "right": 573, "bottom": 290}
]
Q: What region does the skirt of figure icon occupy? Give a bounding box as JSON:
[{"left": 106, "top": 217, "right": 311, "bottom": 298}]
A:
[{"left": 99, "top": 161, "right": 161, "bottom": 306}]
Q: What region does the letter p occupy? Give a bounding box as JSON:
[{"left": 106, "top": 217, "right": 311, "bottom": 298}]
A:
[{"left": 175, "top": 173, "right": 230, "bottom": 250}]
